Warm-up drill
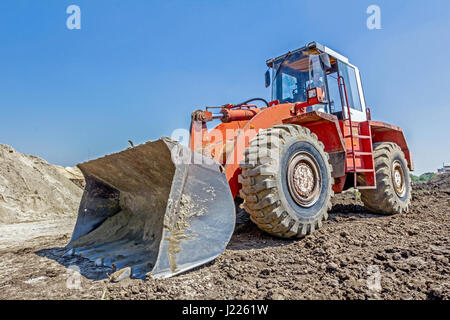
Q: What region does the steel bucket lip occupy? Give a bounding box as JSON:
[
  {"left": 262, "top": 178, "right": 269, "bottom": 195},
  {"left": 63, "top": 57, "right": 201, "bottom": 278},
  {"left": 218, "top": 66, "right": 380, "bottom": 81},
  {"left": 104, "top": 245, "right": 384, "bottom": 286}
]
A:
[{"left": 150, "top": 253, "right": 224, "bottom": 279}]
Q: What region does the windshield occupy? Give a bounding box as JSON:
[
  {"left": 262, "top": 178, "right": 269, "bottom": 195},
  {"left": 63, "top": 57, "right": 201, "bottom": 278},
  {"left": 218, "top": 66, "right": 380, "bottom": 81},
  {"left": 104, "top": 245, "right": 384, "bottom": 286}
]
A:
[{"left": 272, "top": 49, "right": 328, "bottom": 105}]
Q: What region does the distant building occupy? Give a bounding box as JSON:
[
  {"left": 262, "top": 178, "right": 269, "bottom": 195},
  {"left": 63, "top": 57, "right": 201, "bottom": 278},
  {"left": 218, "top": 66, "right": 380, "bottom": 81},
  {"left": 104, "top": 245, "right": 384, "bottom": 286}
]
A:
[{"left": 437, "top": 163, "right": 450, "bottom": 174}]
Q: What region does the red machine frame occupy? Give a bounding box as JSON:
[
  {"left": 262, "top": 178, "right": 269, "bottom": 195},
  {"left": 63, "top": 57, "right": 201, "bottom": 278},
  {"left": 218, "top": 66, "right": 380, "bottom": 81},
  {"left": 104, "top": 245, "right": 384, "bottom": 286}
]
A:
[{"left": 190, "top": 95, "right": 413, "bottom": 198}]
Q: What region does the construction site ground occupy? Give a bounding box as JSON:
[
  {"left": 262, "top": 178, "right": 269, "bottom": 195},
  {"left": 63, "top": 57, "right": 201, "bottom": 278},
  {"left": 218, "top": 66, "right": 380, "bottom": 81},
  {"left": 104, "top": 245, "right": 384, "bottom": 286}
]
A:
[{"left": 0, "top": 174, "right": 448, "bottom": 300}]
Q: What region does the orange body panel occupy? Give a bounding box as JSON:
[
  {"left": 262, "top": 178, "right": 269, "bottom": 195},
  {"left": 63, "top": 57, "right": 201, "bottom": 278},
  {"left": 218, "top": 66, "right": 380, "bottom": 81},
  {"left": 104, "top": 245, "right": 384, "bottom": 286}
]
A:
[
  {"left": 191, "top": 104, "right": 292, "bottom": 197},
  {"left": 191, "top": 103, "right": 412, "bottom": 198},
  {"left": 369, "top": 121, "right": 414, "bottom": 171},
  {"left": 223, "top": 104, "right": 293, "bottom": 197}
]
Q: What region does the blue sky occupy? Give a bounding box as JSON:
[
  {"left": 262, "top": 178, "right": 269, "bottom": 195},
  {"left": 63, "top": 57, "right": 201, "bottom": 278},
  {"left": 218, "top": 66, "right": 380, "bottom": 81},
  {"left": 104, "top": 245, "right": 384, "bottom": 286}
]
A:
[{"left": 0, "top": 0, "right": 449, "bottom": 174}]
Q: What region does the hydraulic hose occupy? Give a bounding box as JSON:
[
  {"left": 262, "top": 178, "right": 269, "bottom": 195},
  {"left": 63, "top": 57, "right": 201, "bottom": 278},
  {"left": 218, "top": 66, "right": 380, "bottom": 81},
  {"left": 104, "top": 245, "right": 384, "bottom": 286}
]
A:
[{"left": 235, "top": 98, "right": 270, "bottom": 108}]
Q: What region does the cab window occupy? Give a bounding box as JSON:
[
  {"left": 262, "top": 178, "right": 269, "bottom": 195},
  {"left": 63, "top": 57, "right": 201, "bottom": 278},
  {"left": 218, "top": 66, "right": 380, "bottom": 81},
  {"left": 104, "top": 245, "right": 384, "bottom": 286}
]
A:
[
  {"left": 327, "top": 71, "right": 343, "bottom": 116},
  {"left": 338, "top": 61, "right": 362, "bottom": 112},
  {"left": 282, "top": 73, "right": 297, "bottom": 101}
]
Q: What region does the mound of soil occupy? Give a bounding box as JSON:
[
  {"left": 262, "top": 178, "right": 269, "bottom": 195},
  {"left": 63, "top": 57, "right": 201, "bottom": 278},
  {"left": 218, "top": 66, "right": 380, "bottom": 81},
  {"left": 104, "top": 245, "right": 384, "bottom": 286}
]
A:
[
  {"left": 54, "top": 166, "right": 85, "bottom": 189},
  {"left": 428, "top": 173, "right": 450, "bottom": 191},
  {"left": 0, "top": 143, "right": 83, "bottom": 224}
]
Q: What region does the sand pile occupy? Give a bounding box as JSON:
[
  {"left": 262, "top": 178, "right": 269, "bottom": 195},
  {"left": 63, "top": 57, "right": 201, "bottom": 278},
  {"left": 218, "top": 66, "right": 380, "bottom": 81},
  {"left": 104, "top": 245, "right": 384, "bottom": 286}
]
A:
[
  {"left": 0, "top": 143, "right": 83, "bottom": 224},
  {"left": 54, "top": 165, "right": 85, "bottom": 189}
]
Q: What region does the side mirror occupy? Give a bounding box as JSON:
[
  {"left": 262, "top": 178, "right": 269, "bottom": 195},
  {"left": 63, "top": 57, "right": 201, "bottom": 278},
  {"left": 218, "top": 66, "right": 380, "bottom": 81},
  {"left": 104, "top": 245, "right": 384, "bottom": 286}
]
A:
[
  {"left": 319, "top": 53, "right": 332, "bottom": 71},
  {"left": 265, "top": 70, "right": 271, "bottom": 88}
]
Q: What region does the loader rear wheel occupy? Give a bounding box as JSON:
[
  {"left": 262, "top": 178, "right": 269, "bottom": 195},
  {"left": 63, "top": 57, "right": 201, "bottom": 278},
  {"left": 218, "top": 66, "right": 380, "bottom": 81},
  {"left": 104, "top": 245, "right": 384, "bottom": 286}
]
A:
[
  {"left": 359, "top": 142, "right": 411, "bottom": 215},
  {"left": 238, "top": 125, "right": 334, "bottom": 238}
]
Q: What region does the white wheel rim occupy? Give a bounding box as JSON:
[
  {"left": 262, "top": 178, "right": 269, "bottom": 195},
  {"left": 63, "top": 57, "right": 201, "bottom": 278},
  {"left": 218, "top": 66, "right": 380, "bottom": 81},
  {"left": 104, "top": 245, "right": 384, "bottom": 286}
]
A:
[
  {"left": 392, "top": 160, "right": 406, "bottom": 198},
  {"left": 287, "top": 152, "right": 322, "bottom": 208}
]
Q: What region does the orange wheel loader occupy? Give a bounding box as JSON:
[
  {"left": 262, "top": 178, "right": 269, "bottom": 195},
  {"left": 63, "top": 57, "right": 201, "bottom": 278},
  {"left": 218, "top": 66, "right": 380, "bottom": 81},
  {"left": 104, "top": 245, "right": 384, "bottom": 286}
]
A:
[{"left": 66, "top": 42, "right": 413, "bottom": 279}]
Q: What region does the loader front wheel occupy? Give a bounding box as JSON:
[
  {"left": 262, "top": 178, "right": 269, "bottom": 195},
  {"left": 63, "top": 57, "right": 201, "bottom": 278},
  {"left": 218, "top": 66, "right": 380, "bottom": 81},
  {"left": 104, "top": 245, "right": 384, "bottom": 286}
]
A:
[
  {"left": 238, "top": 125, "right": 334, "bottom": 238},
  {"left": 359, "top": 142, "right": 412, "bottom": 215}
]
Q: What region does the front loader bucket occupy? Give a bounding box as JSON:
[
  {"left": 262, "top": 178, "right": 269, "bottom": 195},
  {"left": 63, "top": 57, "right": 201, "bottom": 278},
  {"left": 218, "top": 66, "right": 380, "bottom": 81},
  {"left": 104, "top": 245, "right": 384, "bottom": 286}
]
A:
[{"left": 66, "top": 138, "right": 235, "bottom": 279}]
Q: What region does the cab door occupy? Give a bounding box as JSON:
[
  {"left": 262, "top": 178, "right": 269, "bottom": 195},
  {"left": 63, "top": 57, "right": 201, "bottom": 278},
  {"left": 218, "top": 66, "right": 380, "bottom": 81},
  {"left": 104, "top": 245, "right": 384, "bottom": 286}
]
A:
[{"left": 337, "top": 61, "right": 367, "bottom": 122}]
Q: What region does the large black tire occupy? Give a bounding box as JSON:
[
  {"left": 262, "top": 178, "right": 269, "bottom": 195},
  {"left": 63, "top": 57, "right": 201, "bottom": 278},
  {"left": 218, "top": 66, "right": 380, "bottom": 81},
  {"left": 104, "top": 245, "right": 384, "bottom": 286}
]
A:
[
  {"left": 359, "top": 142, "right": 412, "bottom": 215},
  {"left": 238, "top": 125, "right": 334, "bottom": 238}
]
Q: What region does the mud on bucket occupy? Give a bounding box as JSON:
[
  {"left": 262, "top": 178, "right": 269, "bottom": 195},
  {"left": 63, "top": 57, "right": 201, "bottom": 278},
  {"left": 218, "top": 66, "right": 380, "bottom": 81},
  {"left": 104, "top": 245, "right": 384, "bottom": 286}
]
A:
[{"left": 66, "top": 138, "right": 236, "bottom": 279}]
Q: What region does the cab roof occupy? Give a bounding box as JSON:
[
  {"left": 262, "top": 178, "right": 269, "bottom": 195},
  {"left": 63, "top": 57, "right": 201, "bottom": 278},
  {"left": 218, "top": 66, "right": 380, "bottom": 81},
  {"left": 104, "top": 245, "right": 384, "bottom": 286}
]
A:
[{"left": 266, "top": 41, "right": 349, "bottom": 68}]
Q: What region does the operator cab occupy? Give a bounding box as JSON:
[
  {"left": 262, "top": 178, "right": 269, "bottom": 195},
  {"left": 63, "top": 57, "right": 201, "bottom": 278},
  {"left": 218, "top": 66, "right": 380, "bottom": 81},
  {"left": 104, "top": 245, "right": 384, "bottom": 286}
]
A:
[{"left": 266, "top": 42, "right": 368, "bottom": 122}]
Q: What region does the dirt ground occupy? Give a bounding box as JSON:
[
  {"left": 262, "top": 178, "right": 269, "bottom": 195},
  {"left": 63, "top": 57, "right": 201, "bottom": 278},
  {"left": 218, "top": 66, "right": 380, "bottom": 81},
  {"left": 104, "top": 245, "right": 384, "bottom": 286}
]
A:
[{"left": 0, "top": 176, "right": 448, "bottom": 300}]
